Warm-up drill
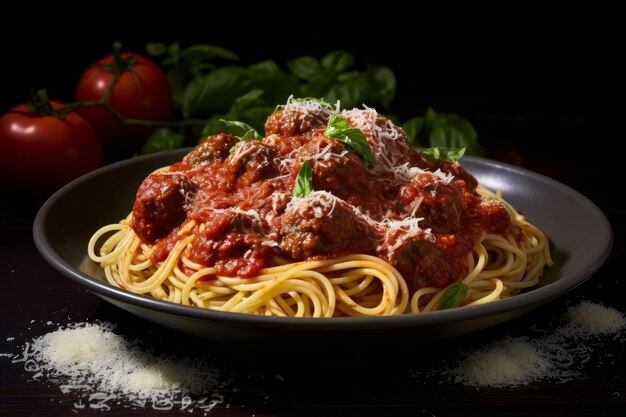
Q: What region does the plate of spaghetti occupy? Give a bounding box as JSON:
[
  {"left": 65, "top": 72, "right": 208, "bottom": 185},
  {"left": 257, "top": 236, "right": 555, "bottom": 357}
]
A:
[{"left": 34, "top": 99, "right": 612, "bottom": 352}]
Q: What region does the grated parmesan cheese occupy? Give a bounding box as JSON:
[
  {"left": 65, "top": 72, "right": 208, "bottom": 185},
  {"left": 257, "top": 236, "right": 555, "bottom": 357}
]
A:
[
  {"left": 286, "top": 190, "right": 431, "bottom": 256},
  {"left": 431, "top": 301, "right": 626, "bottom": 388},
  {"left": 269, "top": 99, "right": 453, "bottom": 257},
  {"left": 4, "top": 322, "right": 224, "bottom": 412},
  {"left": 451, "top": 338, "right": 552, "bottom": 387},
  {"left": 283, "top": 95, "right": 338, "bottom": 114},
  {"left": 280, "top": 99, "right": 452, "bottom": 186},
  {"left": 565, "top": 301, "right": 626, "bottom": 335},
  {"left": 286, "top": 191, "right": 338, "bottom": 218}
]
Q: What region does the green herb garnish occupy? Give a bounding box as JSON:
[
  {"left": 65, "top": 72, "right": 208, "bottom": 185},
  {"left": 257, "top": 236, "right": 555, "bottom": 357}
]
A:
[
  {"left": 324, "top": 115, "right": 376, "bottom": 165},
  {"left": 438, "top": 282, "right": 469, "bottom": 310},
  {"left": 402, "top": 107, "right": 483, "bottom": 156},
  {"left": 419, "top": 147, "right": 466, "bottom": 163},
  {"left": 219, "top": 119, "right": 262, "bottom": 141},
  {"left": 294, "top": 160, "right": 313, "bottom": 198}
]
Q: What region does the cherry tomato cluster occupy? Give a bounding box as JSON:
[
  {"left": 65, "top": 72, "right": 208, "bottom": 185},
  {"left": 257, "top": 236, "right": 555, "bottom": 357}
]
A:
[{"left": 0, "top": 47, "right": 172, "bottom": 194}]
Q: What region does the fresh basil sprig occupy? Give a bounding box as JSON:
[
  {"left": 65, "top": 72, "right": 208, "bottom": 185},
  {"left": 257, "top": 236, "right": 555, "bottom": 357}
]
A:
[
  {"left": 324, "top": 115, "right": 376, "bottom": 165},
  {"left": 142, "top": 42, "right": 483, "bottom": 157},
  {"left": 287, "top": 50, "right": 396, "bottom": 110},
  {"left": 402, "top": 107, "right": 484, "bottom": 156},
  {"left": 140, "top": 128, "right": 185, "bottom": 154},
  {"left": 239, "top": 129, "right": 261, "bottom": 141},
  {"left": 294, "top": 160, "right": 313, "bottom": 198},
  {"left": 438, "top": 282, "right": 469, "bottom": 310},
  {"left": 219, "top": 119, "right": 262, "bottom": 141},
  {"left": 419, "top": 147, "right": 466, "bottom": 163},
  {"left": 201, "top": 90, "right": 273, "bottom": 139}
]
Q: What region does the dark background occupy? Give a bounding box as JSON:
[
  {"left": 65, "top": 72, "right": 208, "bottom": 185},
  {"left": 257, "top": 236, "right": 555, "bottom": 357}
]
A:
[
  {"left": 2, "top": 7, "right": 612, "bottom": 121},
  {"left": 2, "top": 6, "right": 624, "bottom": 417},
  {"left": 1, "top": 6, "right": 617, "bottom": 167},
  {"left": 2, "top": 6, "right": 620, "bottom": 237}
]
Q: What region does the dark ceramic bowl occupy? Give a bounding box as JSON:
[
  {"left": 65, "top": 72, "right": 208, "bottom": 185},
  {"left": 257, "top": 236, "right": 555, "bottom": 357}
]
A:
[{"left": 33, "top": 149, "right": 612, "bottom": 354}]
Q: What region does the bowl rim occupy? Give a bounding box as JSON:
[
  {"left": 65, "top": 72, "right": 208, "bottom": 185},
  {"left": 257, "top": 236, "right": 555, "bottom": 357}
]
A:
[{"left": 33, "top": 149, "right": 613, "bottom": 330}]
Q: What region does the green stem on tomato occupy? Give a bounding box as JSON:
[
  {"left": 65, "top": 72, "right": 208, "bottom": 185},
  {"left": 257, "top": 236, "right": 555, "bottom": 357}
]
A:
[
  {"left": 101, "top": 71, "right": 121, "bottom": 103},
  {"left": 56, "top": 41, "right": 207, "bottom": 130},
  {"left": 77, "top": 101, "right": 206, "bottom": 127},
  {"left": 101, "top": 103, "right": 207, "bottom": 127},
  {"left": 111, "top": 40, "right": 125, "bottom": 71},
  {"left": 28, "top": 89, "right": 58, "bottom": 116}
]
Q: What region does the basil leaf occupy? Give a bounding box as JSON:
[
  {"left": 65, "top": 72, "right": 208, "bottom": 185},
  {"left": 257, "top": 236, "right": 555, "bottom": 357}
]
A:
[
  {"left": 248, "top": 60, "right": 282, "bottom": 77},
  {"left": 248, "top": 60, "right": 298, "bottom": 104},
  {"left": 287, "top": 56, "right": 325, "bottom": 81},
  {"left": 239, "top": 129, "right": 260, "bottom": 141},
  {"left": 402, "top": 116, "right": 425, "bottom": 146},
  {"left": 224, "top": 90, "right": 273, "bottom": 132},
  {"left": 226, "top": 89, "right": 265, "bottom": 118},
  {"left": 146, "top": 42, "right": 167, "bottom": 56},
  {"left": 219, "top": 119, "right": 262, "bottom": 141},
  {"left": 438, "top": 282, "right": 469, "bottom": 310},
  {"left": 140, "top": 128, "right": 185, "bottom": 155},
  {"left": 202, "top": 92, "right": 272, "bottom": 138},
  {"left": 366, "top": 65, "right": 396, "bottom": 108},
  {"left": 168, "top": 42, "right": 181, "bottom": 66},
  {"left": 321, "top": 50, "right": 355, "bottom": 73},
  {"left": 179, "top": 44, "right": 239, "bottom": 63},
  {"left": 425, "top": 107, "right": 438, "bottom": 128},
  {"left": 419, "top": 147, "right": 466, "bottom": 163},
  {"left": 189, "top": 63, "right": 218, "bottom": 79},
  {"left": 299, "top": 77, "right": 334, "bottom": 99},
  {"left": 324, "top": 115, "right": 376, "bottom": 165},
  {"left": 182, "top": 66, "right": 251, "bottom": 118},
  {"left": 294, "top": 160, "right": 313, "bottom": 198},
  {"left": 403, "top": 107, "right": 483, "bottom": 156},
  {"left": 324, "top": 73, "right": 369, "bottom": 110},
  {"left": 336, "top": 71, "right": 359, "bottom": 83},
  {"left": 429, "top": 113, "right": 484, "bottom": 156},
  {"left": 240, "top": 106, "right": 275, "bottom": 132},
  {"left": 166, "top": 66, "right": 192, "bottom": 113}
]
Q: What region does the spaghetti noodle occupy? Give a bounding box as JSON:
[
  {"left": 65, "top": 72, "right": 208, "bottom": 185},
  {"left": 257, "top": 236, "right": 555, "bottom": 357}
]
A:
[{"left": 87, "top": 99, "right": 552, "bottom": 317}]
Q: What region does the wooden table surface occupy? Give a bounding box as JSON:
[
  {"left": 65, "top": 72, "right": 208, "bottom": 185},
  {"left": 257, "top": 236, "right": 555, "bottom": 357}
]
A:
[{"left": 1, "top": 97, "right": 624, "bottom": 417}]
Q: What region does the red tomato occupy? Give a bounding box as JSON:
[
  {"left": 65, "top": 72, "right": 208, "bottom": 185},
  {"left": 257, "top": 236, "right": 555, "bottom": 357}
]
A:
[
  {"left": 0, "top": 101, "right": 102, "bottom": 194},
  {"left": 75, "top": 52, "right": 172, "bottom": 148}
]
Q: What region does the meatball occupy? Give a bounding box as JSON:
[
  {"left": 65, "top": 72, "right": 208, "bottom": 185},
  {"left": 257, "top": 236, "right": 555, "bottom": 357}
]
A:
[
  {"left": 279, "top": 194, "right": 358, "bottom": 260},
  {"left": 383, "top": 227, "right": 467, "bottom": 290},
  {"left": 226, "top": 141, "right": 277, "bottom": 186},
  {"left": 265, "top": 107, "right": 330, "bottom": 138},
  {"left": 399, "top": 172, "right": 463, "bottom": 233},
  {"left": 297, "top": 136, "right": 369, "bottom": 200},
  {"left": 341, "top": 108, "right": 422, "bottom": 169},
  {"left": 183, "top": 133, "right": 238, "bottom": 166},
  {"left": 131, "top": 172, "right": 195, "bottom": 243},
  {"left": 418, "top": 159, "right": 479, "bottom": 192},
  {"left": 264, "top": 134, "right": 309, "bottom": 161},
  {"left": 382, "top": 230, "right": 441, "bottom": 291}
]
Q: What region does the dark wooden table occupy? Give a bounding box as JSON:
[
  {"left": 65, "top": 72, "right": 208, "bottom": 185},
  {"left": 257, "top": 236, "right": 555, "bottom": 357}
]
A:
[{"left": 1, "top": 98, "right": 624, "bottom": 417}]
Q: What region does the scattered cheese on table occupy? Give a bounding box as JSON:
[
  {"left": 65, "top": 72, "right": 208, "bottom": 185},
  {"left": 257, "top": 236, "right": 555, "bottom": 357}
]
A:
[
  {"left": 443, "top": 301, "right": 625, "bottom": 387},
  {"left": 565, "top": 301, "right": 626, "bottom": 335},
  {"left": 451, "top": 339, "right": 552, "bottom": 387},
  {"left": 8, "top": 322, "right": 224, "bottom": 412}
]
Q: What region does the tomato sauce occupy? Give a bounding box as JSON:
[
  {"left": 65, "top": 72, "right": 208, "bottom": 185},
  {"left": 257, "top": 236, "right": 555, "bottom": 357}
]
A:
[{"left": 131, "top": 106, "right": 513, "bottom": 290}]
